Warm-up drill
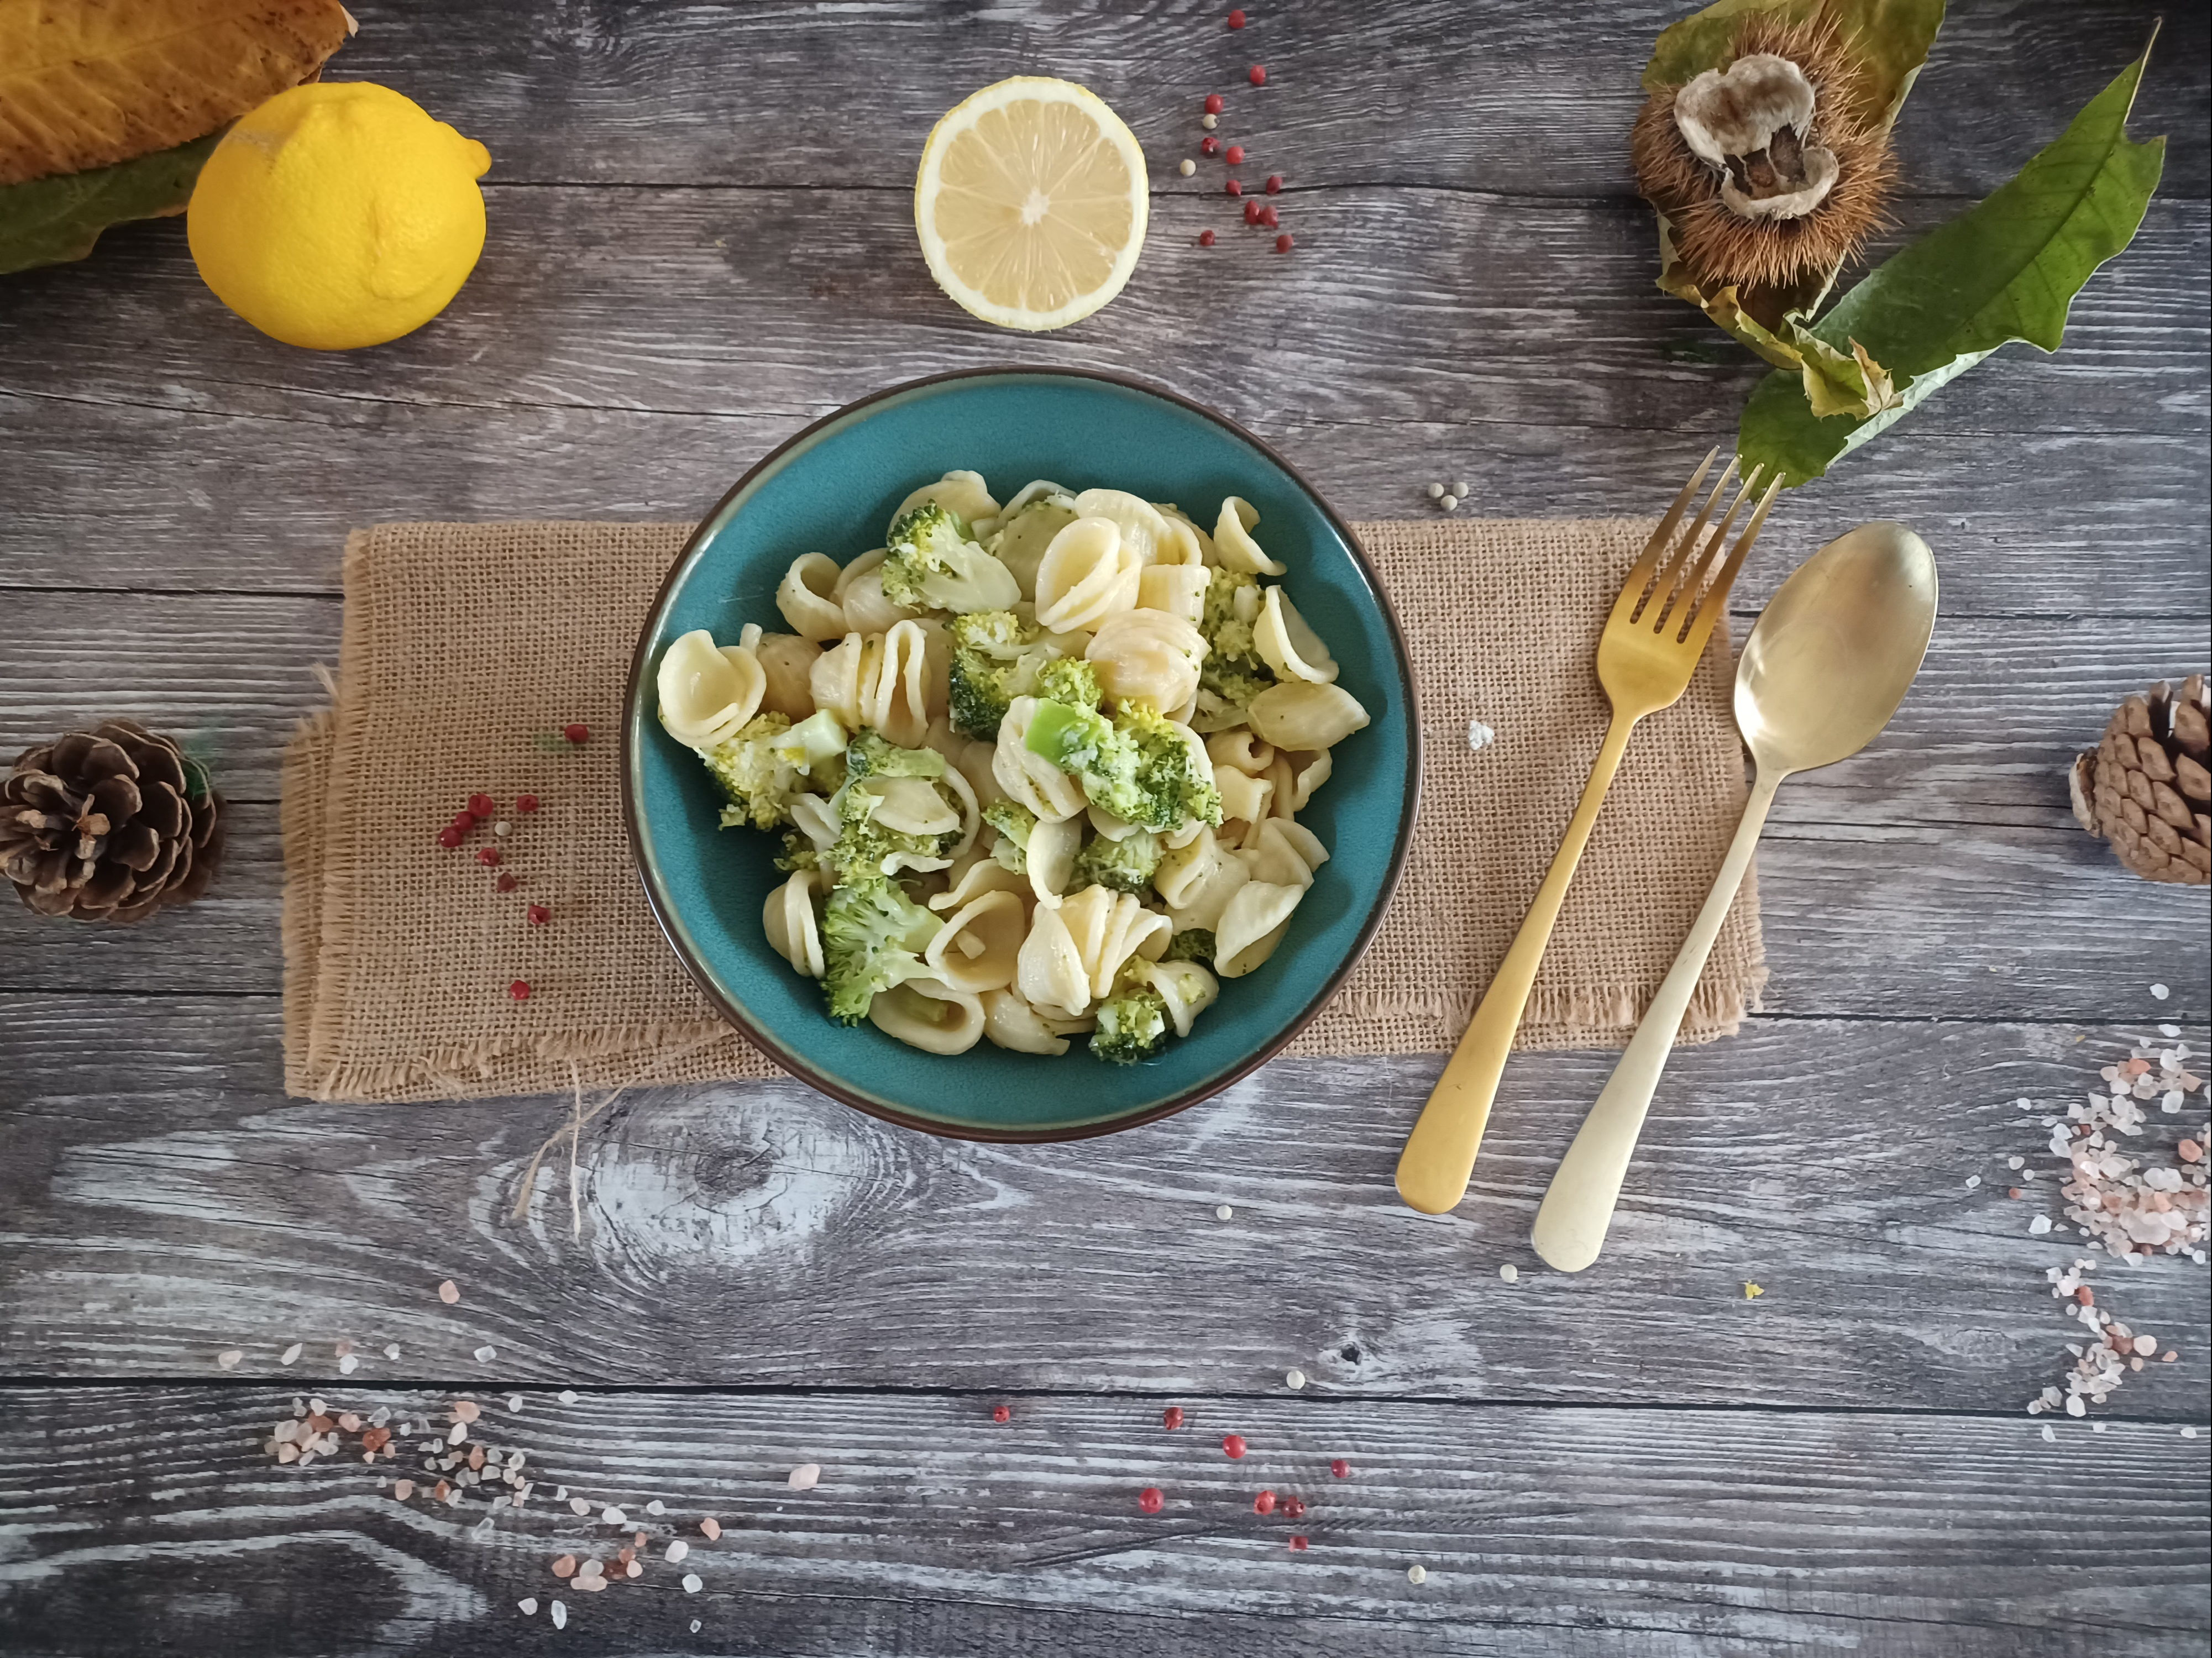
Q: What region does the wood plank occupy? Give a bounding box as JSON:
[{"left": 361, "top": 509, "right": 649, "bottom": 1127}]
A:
[
  {"left": 0, "top": 1384, "right": 2203, "bottom": 1657},
  {"left": 3, "top": 189, "right": 2200, "bottom": 442},
  {"left": 314, "top": 0, "right": 2212, "bottom": 198},
  {"left": 4, "top": 998, "right": 2205, "bottom": 1412}
]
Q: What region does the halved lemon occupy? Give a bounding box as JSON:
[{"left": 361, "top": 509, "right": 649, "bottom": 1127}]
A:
[{"left": 914, "top": 77, "right": 1149, "bottom": 333}]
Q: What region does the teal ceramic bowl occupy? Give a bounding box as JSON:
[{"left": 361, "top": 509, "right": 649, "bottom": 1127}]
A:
[{"left": 623, "top": 368, "right": 1419, "bottom": 1140}]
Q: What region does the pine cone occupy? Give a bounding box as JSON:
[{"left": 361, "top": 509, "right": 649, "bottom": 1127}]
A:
[
  {"left": 2069, "top": 676, "right": 2211, "bottom": 885},
  {"left": 1, "top": 720, "right": 225, "bottom": 922}
]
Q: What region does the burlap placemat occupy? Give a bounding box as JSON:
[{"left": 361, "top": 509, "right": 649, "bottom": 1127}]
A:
[{"left": 282, "top": 520, "right": 1765, "bottom": 1104}]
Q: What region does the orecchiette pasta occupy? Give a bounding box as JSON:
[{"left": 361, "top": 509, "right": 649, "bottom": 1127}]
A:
[
  {"left": 1136, "top": 563, "right": 1210, "bottom": 622},
  {"left": 1246, "top": 681, "right": 1372, "bottom": 751},
  {"left": 1056, "top": 883, "right": 1172, "bottom": 999},
  {"left": 868, "top": 978, "right": 986, "bottom": 1054},
  {"left": 993, "top": 697, "right": 1089, "bottom": 822},
  {"left": 1254, "top": 586, "right": 1339, "bottom": 684},
  {"left": 923, "top": 889, "right": 1025, "bottom": 994},
  {"left": 763, "top": 869, "right": 826, "bottom": 979},
  {"left": 1086, "top": 608, "right": 1209, "bottom": 715},
  {"left": 892, "top": 469, "right": 1000, "bottom": 533},
  {"left": 777, "top": 553, "right": 848, "bottom": 642},
  {"left": 1212, "top": 496, "right": 1286, "bottom": 576},
  {"left": 658, "top": 468, "right": 1375, "bottom": 1066},
  {"left": 1034, "top": 516, "right": 1142, "bottom": 632},
  {"left": 1214, "top": 880, "right": 1304, "bottom": 978},
  {"left": 753, "top": 632, "right": 821, "bottom": 720},
  {"left": 658, "top": 629, "right": 764, "bottom": 747}
]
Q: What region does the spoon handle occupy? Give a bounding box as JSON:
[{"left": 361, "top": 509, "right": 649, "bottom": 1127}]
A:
[{"left": 1530, "top": 767, "right": 1783, "bottom": 1273}]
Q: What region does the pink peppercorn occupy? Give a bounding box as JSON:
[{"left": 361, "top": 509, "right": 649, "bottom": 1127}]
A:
[
  {"left": 437, "top": 826, "right": 465, "bottom": 850},
  {"left": 1201, "top": 135, "right": 1220, "bottom": 156},
  {"left": 1249, "top": 64, "right": 1267, "bottom": 85},
  {"left": 564, "top": 723, "right": 590, "bottom": 746},
  {"left": 509, "top": 980, "right": 531, "bottom": 1001},
  {"left": 477, "top": 847, "right": 502, "bottom": 868},
  {"left": 1197, "top": 230, "right": 1215, "bottom": 247},
  {"left": 1224, "top": 144, "right": 1245, "bottom": 166},
  {"left": 1281, "top": 1495, "right": 1307, "bottom": 1519},
  {"left": 1288, "top": 1535, "right": 1307, "bottom": 1551},
  {"left": 467, "top": 793, "right": 495, "bottom": 818},
  {"left": 1330, "top": 1458, "right": 1350, "bottom": 1479},
  {"left": 1222, "top": 1434, "right": 1247, "bottom": 1460},
  {"left": 1259, "top": 204, "right": 1279, "bottom": 228},
  {"left": 1162, "top": 1405, "right": 1184, "bottom": 1429},
  {"left": 1225, "top": 179, "right": 1242, "bottom": 196},
  {"left": 496, "top": 873, "right": 518, "bottom": 893},
  {"left": 992, "top": 1404, "right": 1011, "bottom": 1424},
  {"left": 515, "top": 793, "right": 539, "bottom": 814},
  {"left": 1138, "top": 1487, "right": 1163, "bottom": 1514},
  {"left": 528, "top": 904, "right": 551, "bottom": 926},
  {"left": 1204, "top": 93, "right": 1224, "bottom": 116},
  {"left": 1266, "top": 174, "right": 1282, "bottom": 193},
  {"left": 1252, "top": 1490, "right": 1276, "bottom": 1514},
  {"left": 1228, "top": 8, "right": 1246, "bottom": 27},
  {"left": 1275, "top": 233, "right": 1294, "bottom": 252},
  {"left": 449, "top": 812, "right": 476, "bottom": 833},
  {"left": 1244, "top": 198, "right": 1261, "bottom": 225}
]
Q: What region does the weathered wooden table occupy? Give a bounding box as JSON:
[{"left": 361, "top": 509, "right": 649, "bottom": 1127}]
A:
[{"left": 4, "top": 3, "right": 2208, "bottom": 1653}]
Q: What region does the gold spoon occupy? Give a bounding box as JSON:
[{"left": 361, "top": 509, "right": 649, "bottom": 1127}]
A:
[{"left": 1531, "top": 521, "right": 1939, "bottom": 1273}]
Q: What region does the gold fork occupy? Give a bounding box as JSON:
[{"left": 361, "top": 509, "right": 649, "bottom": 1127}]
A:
[{"left": 1394, "top": 450, "right": 1781, "bottom": 1215}]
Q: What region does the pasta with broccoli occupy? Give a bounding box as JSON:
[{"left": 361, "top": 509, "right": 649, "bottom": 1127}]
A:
[{"left": 654, "top": 470, "right": 1371, "bottom": 1065}]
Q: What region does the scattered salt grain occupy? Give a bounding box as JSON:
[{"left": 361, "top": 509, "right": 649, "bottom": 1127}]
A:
[
  {"left": 602, "top": 1507, "right": 627, "bottom": 1526},
  {"left": 519, "top": 1598, "right": 538, "bottom": 1615},
  {"left": 448, "top": 1422, "right": 469, "bottom": 1446},
  {"left": 507, "top": 1395, "right": 523, "bottom": 1412},
  {"left": 549, "top": 1600, "right": 567, "bottom": 1630},
  {"left": 1285, "top": 1368, "right": 1306, "bottom": 1389},
  {"left": 570, "top": 1497, "right": 591, "bottom": 1515},
  {"left": 279, "top": 1342, "right": 302, "bottom": 1366},
  {"left": 1965, "top": 1174, "right": 1981, "bottom": 1188},
  {"left": 1498, "top": 1263, "right": 1518, "bottom": 1283},
  {"left": 666, "top": 1539, "right": 689, "bottom": 1564},
  {"left": 437, "top": 1280, "right": 461, "bottom": 1304},
  {"left": 788, "top": 1464, "right": 821, "bottom": 1492},
  {"left": 691, "top": 1619, "right": 703, "bottom": 1632},
  {"left": 558, "top": 1389, "right": 579, "bottom": 1404},
  {"left": 216, "top": 1349, "right": 243, "bottom": 1370},
  {"left": 646, "top": 1499, "right": 665, "bottom": 1515},
  {"left": 683, "top": 1573, "right": 704, "bottom": 1594},
  {"left": 2183, "top": 1426, "right": 2199, "bottom": 1438},
  {"left": 700, "top": 1517, "right": 722, "bottom": 1540},
  {"left": 2151, "top": 983, "right": 2170, "bottom": 1000},
  {"left": 338, "top": 1354, "right": 359, "bottom": 1374},
  {"left": 392, "top": 1479, "right": 415, "bottom": 1500},
  {"left": 384, "top": 1344, "right": 401, "bottom": 1360},
  {"left": 1406, "top": 1564, "right": 1427, "bottom": 1584},
  {"left": 2161, "top": 1024, "right": 2183, "bottom": 1038},
  {"left": 1215, "top": 1204, "right": 1234, "bottom": 1220},
  {"left": 2029, "top": 1216, "right": 2053, "bottom": 1235},
  {"left": 2040, "top": 1424, "right": 2057, "bottom": 1442},
  {"left": 474, "top": 1346, "right": 497, "bottom": 1364},
  {"left": 2007, "top": 1157, "right": 2025, "bottom": 1170},
  {"left": 1467, "top": 720, "right": 1496, "bottom": 752}
]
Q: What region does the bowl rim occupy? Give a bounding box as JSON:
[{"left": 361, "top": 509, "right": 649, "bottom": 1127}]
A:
[{"left": 621, "top": 364, "right": 1424, "bottom": 1142}]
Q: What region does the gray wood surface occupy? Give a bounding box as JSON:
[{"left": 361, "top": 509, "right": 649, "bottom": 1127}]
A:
[{"left": 1, "top": 0, "right": 2206, "bottom": 1653}]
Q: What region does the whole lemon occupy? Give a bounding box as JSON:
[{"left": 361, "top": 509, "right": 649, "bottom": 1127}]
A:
[{"left": 188, "top": 82, "right": 491, "bottom": 350}]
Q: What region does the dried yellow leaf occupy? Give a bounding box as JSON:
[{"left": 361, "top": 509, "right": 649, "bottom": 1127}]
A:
[{"left": 0, "top": 0, "right": 354, "bottom": 186}]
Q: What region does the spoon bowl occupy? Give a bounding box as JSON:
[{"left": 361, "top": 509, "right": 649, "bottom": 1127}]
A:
[{"left": 1737, "top": 521, "right": 1938, "bottom": 778}]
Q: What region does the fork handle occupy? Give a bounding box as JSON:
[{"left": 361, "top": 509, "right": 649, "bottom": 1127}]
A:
[
  {"left": 1529, "top": 765, "right": 1781, "bottom": 1271},
  {"left": 1394, "top": 709, "right": 1639, "bottom": 1215}
]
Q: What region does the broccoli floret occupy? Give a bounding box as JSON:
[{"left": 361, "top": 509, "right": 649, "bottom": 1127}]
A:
[
  {"left": 1120, "top": 704, "right": 1224, "bottom": 830},
  {"left": 1072, "top": 827, "right": 1162, "bottom": 894},
  {"left": 1024, "top": 700, "right": 1222, "bottom": 832},
  {"left": 1163, "top": 928, "right": 1215, "bottom": 964},
  {"left": 982, "top": 798, "right": 1037, "bottom": 873},
  {"left": 1031, "top": 655, "right": 1102, "bottom": 711},
  {"left": 1196, "top": 566, "right": 1276, "bottom": 724},
  {"left": 696, "top": 712, "right": 810, "bottom": 831},
  {"left": 826, "top": 772, "right": 960, "bottom": 883},
  {"left": 1089, "top": 983, "right": 1170, "bottom": 1064},
  {"left": 845, "top": 729, "right": 946, "bottom": 783},
  {"left": 880, "top": 501, "right": 1021, "bottom": 614},
  {"left": 774, "top": 832, "right": 820, "bottom": 873},
  {"left": 947, "top": 610, "right": 1042, "bottom": 737},
  {"left": 820, "top": 873, "right": 941, "bottom": 1024}
]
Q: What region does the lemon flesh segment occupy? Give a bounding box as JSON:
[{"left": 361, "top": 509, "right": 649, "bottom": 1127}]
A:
[{"left": 916, "top": 78, "right": 1147, "bottom": 333}]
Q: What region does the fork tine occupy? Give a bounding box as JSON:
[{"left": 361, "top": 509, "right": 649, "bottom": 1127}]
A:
[
  {"left": 1638, "top": 454, "right": 1738, "bottom": 628},
  {"left": 1610, "top": 448, "right": 1717, "bottom": 621},
  {"left": 1676, "top": 470, "right": 1782, "bottom": 650},
  {"left": 1651, "top": 461, "right": 1757, "bottom": 634}
]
